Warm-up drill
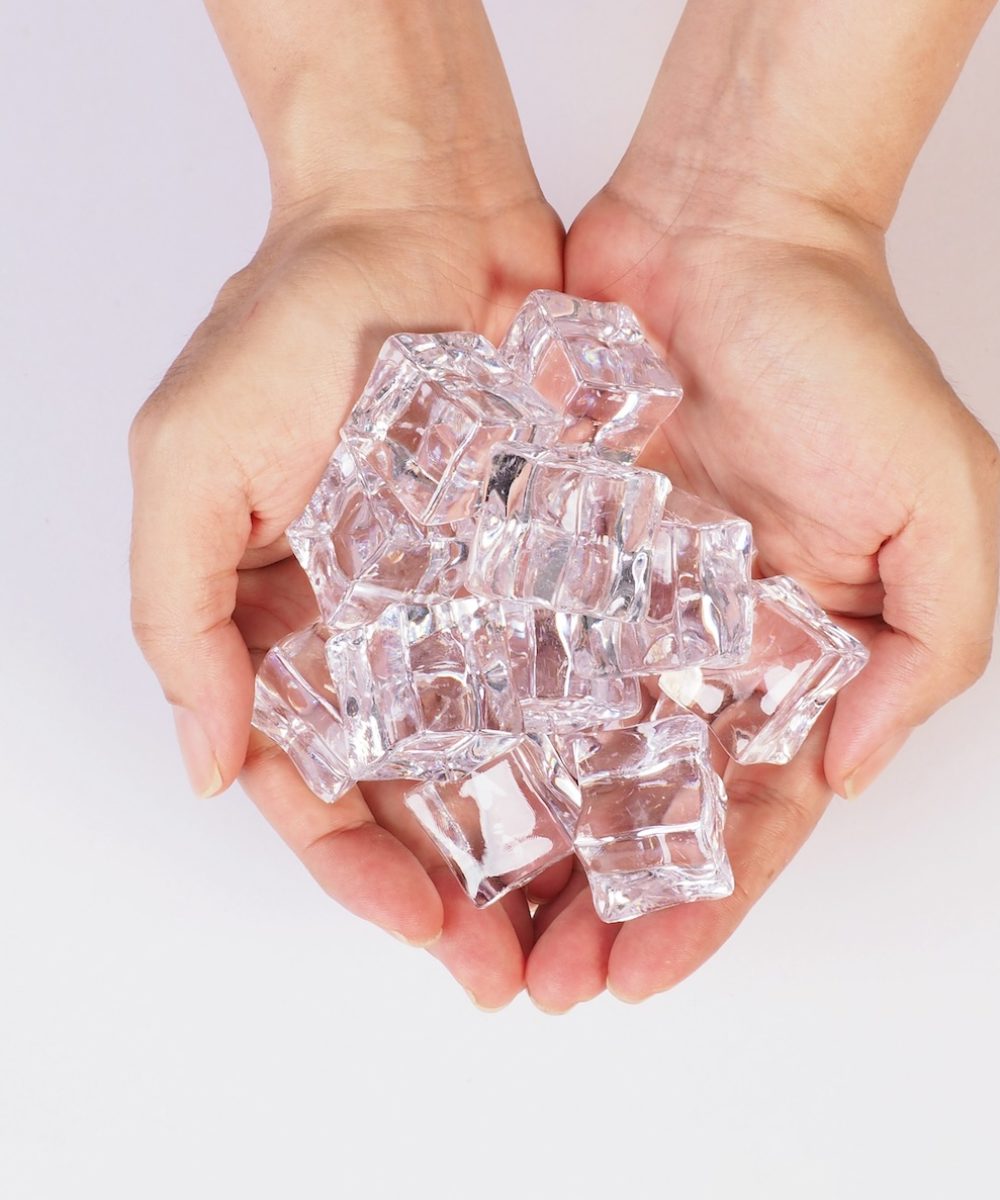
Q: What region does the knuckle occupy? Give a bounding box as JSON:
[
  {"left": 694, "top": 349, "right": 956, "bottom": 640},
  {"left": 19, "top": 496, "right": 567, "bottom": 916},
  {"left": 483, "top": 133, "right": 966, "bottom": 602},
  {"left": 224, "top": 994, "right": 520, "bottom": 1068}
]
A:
[
  {"left": 728, "top": 873, "right": 756, "bottom": 912},
  {"left": 127, "top": 398, "right": 160, "bottom": 466},
  {"left": 129, "top": 610, "right": 171, "bottom": 667},
  {"left": 956, "top": 635, "right": 994, "bottom": 686},
  {"left": 726, "top": 778, "right": 810, "bottom": 826},
  {"left": 130, "top": 595, "right": 231, "bottom": 656},
  {"left": 129, "top": 596, "right": 179, "bottom": 657},
  {"left": 930, "top": 632, "right": 994, "bottom": 697},
  {"left": 726, "top": 777, "right": 822, "bottom": 851},
  {"left": 966, "top": 419, "right": 1000, "bottom": 494},
  {"left": 128, "top": 387, "right": 188, "bottom": 471}
]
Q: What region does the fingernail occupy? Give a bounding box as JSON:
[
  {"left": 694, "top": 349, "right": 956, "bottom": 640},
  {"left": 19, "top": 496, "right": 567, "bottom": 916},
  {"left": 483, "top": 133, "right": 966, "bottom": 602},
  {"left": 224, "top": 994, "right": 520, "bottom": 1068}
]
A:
[
  {"left": 389, "top": 929, "right": 442, "bottom": 949},
  {"left": 172, "top": 706, "right": 223, "bottom": 798},
  {"left": 463, "top": 987, "right": 508, "bottom": 1013},
  {"left": 529, "top": 995, "right": 572, "bottom": 1016},
  {"left": 843, "top": 730, "right": 910, "bottom": 800},
  {"left": 607, "top": 981, "right": 645, "bottom": 1005}
]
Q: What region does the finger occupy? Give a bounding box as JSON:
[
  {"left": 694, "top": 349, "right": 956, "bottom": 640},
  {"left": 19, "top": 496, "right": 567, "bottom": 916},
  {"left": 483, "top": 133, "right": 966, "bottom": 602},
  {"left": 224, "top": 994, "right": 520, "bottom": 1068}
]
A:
[
  {"left": 531, "top": 863, "right": 590, "bottom": 941},
  {"left": 607, "top": 709, "right": 833, "bottom": 1004},
  {"left": 426, "top": 867, "right": 527, "bottom": 1011},
  {"left": 129, "top": 398, "right": 255, "bottom": 797},
  {"left": 501, "top": 888, "right": 535, "bottom": 959},
  {"left": 526, "top": 872, "right": 620, "bottom": 1014},
  {"left": 240, "top": 731, "right": 444, "bottom": 947},
  {"left": 826, "top": 464, "right": 999, "bottom": 797},
  {"left": 233, "top": 556, "right": 319, "bottom": 658},
  {"left": 361, "top": 780, "right": 530, "bottom": 1009},
  {"left": 523, "top": 856, "right": 575, "bottom": 904},
  {"left": 238, "top": 533, "right": 293, "bottom": 572},
  {"left": 530, "top": 868, "right": 585, "bottom": 940}
]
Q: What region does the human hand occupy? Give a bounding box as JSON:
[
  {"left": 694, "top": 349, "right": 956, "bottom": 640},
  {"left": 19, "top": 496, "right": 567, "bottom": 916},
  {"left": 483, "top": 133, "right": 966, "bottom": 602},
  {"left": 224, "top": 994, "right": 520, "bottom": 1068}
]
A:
[
  {"left": 130, "top": 139, "right": 565, "bottom": 1009},
  {"left": 523, "top": 174, "right": 999, "bottom": 1011}
]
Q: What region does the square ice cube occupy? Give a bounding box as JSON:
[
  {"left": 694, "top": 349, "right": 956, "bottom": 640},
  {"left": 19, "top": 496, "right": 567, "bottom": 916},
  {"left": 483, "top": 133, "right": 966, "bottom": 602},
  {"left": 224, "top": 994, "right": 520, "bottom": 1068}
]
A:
[
  {"left": 500, "top": 290, "right": 682, "bottom": 459},
  {"left": 468, "top": 445, "right": 752, "bottom": 648},
  {"left": 287, "top": 443, "right": 467, "bottom": 627},
  {"left": 467, "top": 444, "right": 672, "bottom": 620},
  {"left": 342, "top": 332, "right": 563, "bottom": 524},
  {"left": 406, "top": 736, "right": 578, "bottom": 906},
  {"left": 252, "top": 625, "right": 352, "bottom": 804},
  {"left": 325, "top": 598, "right": 523, "bottom": 779},
  {"left": 503, "top": 604, "right": 642, "bottom": 732},
  {"left": 573, "top": 714, "right": 733, "bottom": 921},
  {"left": 655, "top": 575, "right": 868, "bottom": 764}
]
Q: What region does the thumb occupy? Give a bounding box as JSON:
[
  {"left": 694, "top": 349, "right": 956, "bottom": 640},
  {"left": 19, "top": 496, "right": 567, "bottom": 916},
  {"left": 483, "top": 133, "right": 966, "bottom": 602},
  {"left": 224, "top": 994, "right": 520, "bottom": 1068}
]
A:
[
  {"left": 825, "top": 484, "right": 998, "bottom": 797},
  {"left": 129, "top": 400, "right": 255, "bottom": 796}
]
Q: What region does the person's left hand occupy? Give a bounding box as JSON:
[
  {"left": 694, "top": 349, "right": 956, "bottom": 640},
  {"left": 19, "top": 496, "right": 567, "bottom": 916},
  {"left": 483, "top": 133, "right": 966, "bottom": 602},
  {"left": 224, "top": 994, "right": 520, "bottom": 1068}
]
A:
[{"left": 522, "top": 176, "right": 999, "bottom": 1012}]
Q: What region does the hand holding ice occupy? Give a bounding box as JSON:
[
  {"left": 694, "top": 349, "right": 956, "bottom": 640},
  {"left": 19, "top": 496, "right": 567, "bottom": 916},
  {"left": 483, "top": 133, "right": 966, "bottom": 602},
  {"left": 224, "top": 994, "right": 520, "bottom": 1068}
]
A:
[{"left": 251, "top": 293, "right": 869, "bottom": 929}]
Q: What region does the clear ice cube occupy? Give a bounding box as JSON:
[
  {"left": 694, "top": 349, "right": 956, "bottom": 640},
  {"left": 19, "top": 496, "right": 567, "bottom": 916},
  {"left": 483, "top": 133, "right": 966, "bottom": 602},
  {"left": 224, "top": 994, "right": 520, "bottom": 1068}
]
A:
[
  {"left": 341, "top": 332, "right": 563, "bottom": 525},
  {"left": 325, "top": 598, "right": 523, "bottom": 779},
  {"left": 467, "top": 445, "right": 753, "bottom": 642},
  {"left": 655, "top": 575, "right": 868, "bottom": 765},
  {"left": 251, "top": 625, "right": 353, "bottom": 804},
  {"left": 406, "top": 735, "right": 578, "bottom": 906},
  {"left": 500, "top": 289, "right": 682, "bottom": 460},
  {"left": 503, "top": 605, "right": 642, "bottom": 731},
  {"left": 572, "top": 714, "right": 733, "bottom": 922},
  {"left": 287, "top": 443, "right": 467, "bottom": 628},
  {"left": 467, "top": 444, "right": 671, "bottom": 620}
]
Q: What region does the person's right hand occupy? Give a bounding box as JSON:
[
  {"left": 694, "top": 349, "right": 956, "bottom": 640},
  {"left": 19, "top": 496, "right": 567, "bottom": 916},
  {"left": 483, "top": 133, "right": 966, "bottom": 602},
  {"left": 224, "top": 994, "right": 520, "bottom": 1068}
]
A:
[{"left": 129, "top": 176, "right": 564, "bottom": 1009}]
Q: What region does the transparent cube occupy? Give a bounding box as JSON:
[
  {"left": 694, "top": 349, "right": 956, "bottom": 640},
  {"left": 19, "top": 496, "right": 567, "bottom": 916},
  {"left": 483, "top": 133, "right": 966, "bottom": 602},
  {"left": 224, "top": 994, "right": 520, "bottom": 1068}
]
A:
[
  {"left": 468, "top": 445, "right": 752, "bottom": 641},
  {"left": 467, "top": 444, "right": 672, "bottom": 620},
  {"left": 500, "top": 289, "right": 682, "bottom": 459},
  {"left": 341, "top": 331, "right": 563, "bottom": 525},
  {"left": 503, "top": 604, "right": 642, "bottom": 732},
  {"left": 287, "top": 444, "right": 467, "bottom": 627},
  {"left": 655, "top": 575, "right": 868, "bottom": 765},
  {"left": 251, "top": 625, "right": 352, "bottom": 804},
  {"left": 573, "top": 714, "right": 733, "bottom": 922},
  {"left": 325, "top": 598, "right": 523, "bottom": 779},
  {"left": 602, "top": 489, "right": 756, "bottom": 671},
  {"left": 406, "top": 735, "right": 578, "bottom": 906}
]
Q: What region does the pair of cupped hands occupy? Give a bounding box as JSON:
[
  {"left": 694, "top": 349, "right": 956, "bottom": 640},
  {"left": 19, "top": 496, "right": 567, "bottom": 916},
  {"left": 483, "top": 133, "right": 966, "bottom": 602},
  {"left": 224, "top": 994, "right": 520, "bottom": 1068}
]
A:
[{"left": 129, "top": 138, "right": 998, "bottom": 1011}]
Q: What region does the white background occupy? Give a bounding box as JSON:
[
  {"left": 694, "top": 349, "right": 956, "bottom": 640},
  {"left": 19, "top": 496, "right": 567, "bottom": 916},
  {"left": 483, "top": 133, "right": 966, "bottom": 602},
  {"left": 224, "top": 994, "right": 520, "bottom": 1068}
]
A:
[{"left": 2, "top": 3, "right": 998, "bottom": 1197}]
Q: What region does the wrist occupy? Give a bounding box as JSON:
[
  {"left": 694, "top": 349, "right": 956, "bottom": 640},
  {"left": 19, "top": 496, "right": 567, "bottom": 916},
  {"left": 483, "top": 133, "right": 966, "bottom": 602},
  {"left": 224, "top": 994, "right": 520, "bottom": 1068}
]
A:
[
  {"left": 614, "top": 0, "right": 993, "bottom": 245},
  {"left": 264, "top": 99, "right": 542, "bottom": 227},
  {"left": 209, "top": 0, "right": 541, "bottom": 220},
  {"left": 607, "top": 145, "right": 886, "bottom": 267}
]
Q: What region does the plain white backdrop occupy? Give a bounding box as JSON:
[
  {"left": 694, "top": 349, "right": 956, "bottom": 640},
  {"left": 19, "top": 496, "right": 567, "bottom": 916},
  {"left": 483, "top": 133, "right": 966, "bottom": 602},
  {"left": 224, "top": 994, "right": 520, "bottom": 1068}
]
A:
[{"left": 2, "top": 3, "right": 998, "bottom": 1197}]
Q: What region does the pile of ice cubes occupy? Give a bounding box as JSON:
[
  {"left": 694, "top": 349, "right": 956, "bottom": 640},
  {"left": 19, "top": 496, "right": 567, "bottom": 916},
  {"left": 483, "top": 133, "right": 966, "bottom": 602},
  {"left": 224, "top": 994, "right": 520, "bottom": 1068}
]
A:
[{"left": 253, "top": 291, "right": 868, "bottom": 923}]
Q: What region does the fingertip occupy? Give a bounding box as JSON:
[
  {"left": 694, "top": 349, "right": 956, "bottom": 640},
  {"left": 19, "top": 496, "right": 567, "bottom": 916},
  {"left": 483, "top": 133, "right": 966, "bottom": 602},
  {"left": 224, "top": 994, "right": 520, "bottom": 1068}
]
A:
[
  {"left": 525, "top": 886, "right": 618, "bottom": 1013},
  {"left": 427, "top": 867, "right": 526, "bottom": 1010},
  {"left": 824, "top": 636, "right": 916, "bottom": 795},
  {"left": 529, "top": 995, "right": 575, "bottom": 1016},
  {"left": 839, "top": 729, "right": 911, "bottom": 799},
  {"left": 463, "top": 988, "right": 514, "bottom": 1014},
  {"left": 605, "top": 978, "right": 650, "bottom": 1006},
  {"left": 523, "top": 856, "right": 575, "bottom": 904},
  {"left": 606, "top": 904, "right": 711, "bottom": 1002},
  {"left": 390, "top": 927, "right": 443, "bottom": 950},
  {"left": 173, "top": 701, "right": 250, "bottom": 798}
]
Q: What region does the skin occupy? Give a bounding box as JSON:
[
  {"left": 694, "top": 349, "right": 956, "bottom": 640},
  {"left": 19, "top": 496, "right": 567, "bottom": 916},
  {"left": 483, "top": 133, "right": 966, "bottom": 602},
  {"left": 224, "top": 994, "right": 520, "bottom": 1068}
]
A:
[
  {"left": 130, "top": 0, "right": 1000, "bottom": 1011},
  {"left": 529, "top": 0, "right": 1000, "bottom": 1009}
]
